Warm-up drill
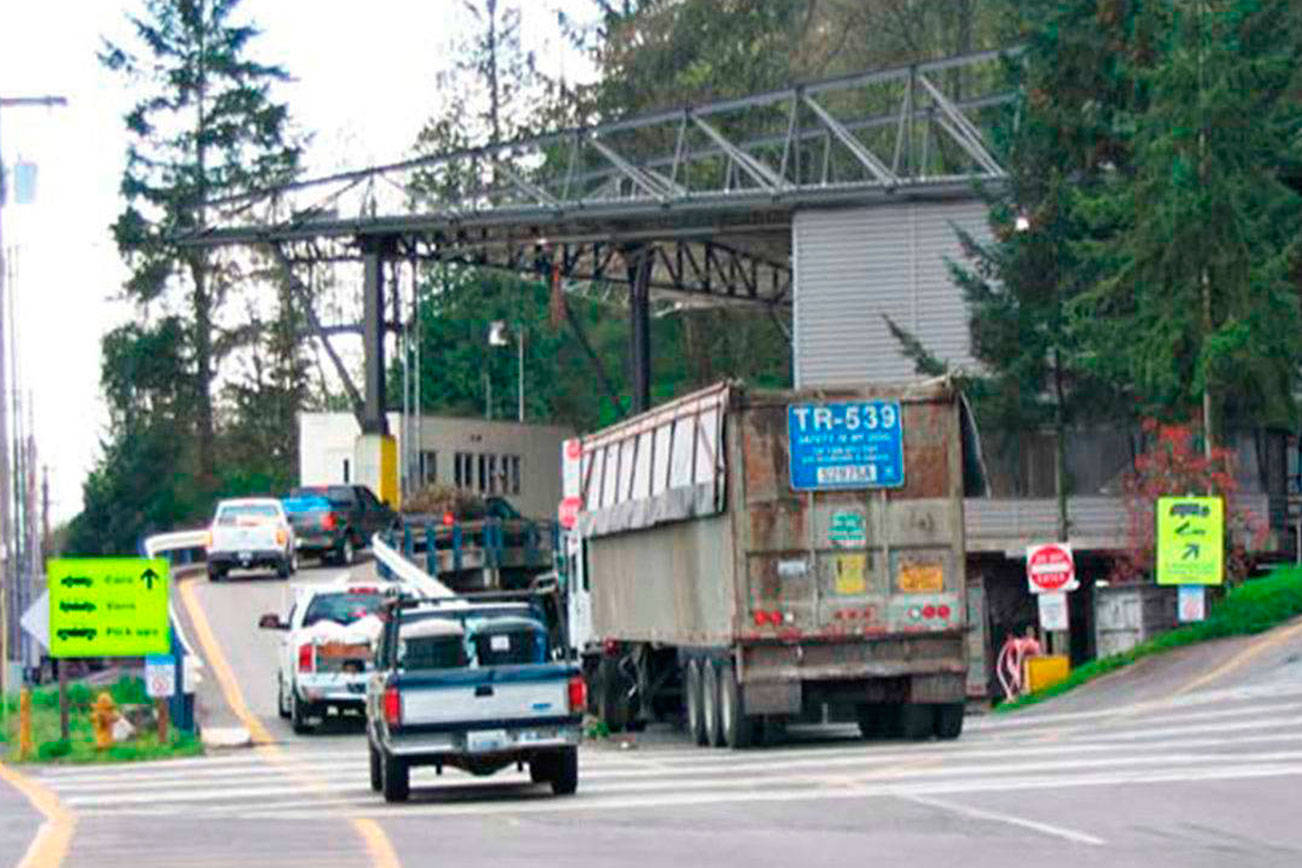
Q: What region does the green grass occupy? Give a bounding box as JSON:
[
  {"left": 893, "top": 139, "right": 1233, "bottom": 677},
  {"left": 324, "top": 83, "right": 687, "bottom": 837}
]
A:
[
  {"left": 2, "top": 676, "right": 203, "bottom": 764},
  {"left": 995, "top": 567, "right": 1302, "bottom": 713}
]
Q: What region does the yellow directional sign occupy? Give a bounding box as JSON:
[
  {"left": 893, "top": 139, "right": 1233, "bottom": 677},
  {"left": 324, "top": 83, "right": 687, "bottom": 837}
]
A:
[
  {"left": 47, "top": 558, "right": 171, "bottom": 658},
  {"left": 1156, "top": 496, "right": 1224, "bottom": 586}
]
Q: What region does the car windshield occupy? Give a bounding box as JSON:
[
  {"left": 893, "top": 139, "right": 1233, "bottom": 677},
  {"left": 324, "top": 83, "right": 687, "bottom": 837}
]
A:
[
  {"left": 291, "top": 486, "right": 354, "bottom": 507},
  {"left": 216, "top": 503, "right": 279, "bottom": 525},
  {"left": 302, "top": 592, "right": 384, "bottom": 627}
]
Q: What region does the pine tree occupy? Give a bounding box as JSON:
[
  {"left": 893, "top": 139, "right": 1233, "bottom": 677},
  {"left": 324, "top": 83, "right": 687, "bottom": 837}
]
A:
[{"left": 100, "top": 0, "right": 301, "bottom": 495}]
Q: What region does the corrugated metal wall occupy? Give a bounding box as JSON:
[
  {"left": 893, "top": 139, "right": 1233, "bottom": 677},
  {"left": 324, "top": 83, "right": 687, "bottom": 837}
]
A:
[{"left": 793, "top": 200, "right": 989, "bottom": 387}]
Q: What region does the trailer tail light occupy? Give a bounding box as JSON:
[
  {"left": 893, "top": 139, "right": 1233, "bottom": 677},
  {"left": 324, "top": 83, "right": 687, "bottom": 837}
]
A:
[
  {"left": 567, "top": 675, "right": 587, "bottom": 713},
  {"left": 602, "top": 638, "right": 620, "bottom": 657},
  {"left": 322, "top": 512, "right": 337, "bottom": 531},
  {"left": 383, "top": 686, "right": 402, "bottom": 726},
  {"left": 298, "top": 644, "right": 314, "bottom": 673},
  {"left": 752, "top": 610, "right": 786, "bottom": 626}
]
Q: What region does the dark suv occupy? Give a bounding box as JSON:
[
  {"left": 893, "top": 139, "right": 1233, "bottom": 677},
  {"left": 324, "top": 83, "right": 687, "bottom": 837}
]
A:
[{"left": 284, "top": 484, "right": 398, "bottom": 566}]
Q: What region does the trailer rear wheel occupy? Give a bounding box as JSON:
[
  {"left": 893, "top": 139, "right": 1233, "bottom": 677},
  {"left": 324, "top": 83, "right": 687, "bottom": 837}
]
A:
[
  {"left": 686, "top": 659, "right": 707, "bottom": 746},
  {"left": 934, "top": 703, "right": 964, "bottom": 740},
  {"left": 702, "top": 659, "right": 724, "bottom": 747},
  {"left": 596, "top": 657, "right": 632, "bottom": 733},
  {"left": 719, "top": 661, "right": 756, "bottom": 749},
  {"left": 900, "top": 703, "right": 935, "bottom": 741}
]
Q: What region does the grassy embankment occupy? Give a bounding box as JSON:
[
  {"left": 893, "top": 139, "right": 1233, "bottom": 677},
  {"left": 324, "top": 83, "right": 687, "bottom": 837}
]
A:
[
  {"left": 996, "top": 567, "right": 1302, "bottom": 713},
  {"left": 1, "top": 676, "right": 202, "bottom": 763}
]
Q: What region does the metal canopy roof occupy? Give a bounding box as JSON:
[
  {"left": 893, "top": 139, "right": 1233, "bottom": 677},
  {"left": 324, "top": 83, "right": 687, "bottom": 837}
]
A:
[{"left": 183, "top": 48, "right": 1018, "bottom": 308}]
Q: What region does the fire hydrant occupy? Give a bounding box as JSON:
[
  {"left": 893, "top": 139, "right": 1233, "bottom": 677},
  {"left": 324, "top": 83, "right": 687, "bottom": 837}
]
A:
[{"left": 91, "top": 693, "right": 119, "bottom": 750}]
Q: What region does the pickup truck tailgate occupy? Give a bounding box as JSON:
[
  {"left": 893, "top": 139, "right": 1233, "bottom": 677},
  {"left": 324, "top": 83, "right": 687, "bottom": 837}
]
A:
[{"left": 399, "top": 667, "right": 572, "bottom": 726}]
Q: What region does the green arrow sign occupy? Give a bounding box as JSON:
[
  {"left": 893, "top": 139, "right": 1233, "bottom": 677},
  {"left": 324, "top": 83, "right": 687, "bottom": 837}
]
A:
[
  {"left": 1156, "top": 497, "right": 1224, "bottom": 586},
  {"left": 47, "top": 558, "right": 171, "bottom": 658}
]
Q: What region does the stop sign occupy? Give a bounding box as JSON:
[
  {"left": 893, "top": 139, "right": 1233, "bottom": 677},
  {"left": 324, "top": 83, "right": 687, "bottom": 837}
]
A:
[
  {"left": 1026, "top": 543, "right": 1077, "bottom": 593},
  {"left": 558, "top": 496, "right": 582, "bottom": 530}
]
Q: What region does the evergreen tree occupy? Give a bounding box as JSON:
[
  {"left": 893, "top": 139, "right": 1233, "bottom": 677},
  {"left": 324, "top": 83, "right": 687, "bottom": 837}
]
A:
[
  {"left": 100, "top": 0, "right": 301, "bottom": 495},
  {"left": 1071, "top": 0, "right": 1302, "bottom": 440}
]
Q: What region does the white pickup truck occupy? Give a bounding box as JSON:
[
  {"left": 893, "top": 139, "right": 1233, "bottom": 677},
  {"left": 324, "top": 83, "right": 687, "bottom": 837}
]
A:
[
  {"left": 259, "top": 580, "right": 386, "bottom": 734},
  {"left": 206, "top": 497, "right": 297, "bottom": 581},
  {"left": 366, "top": 594, "right": 585, "bottom": 803}
]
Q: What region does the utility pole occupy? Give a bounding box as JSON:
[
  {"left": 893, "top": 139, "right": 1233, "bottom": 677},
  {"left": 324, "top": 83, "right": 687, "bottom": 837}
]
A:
[{"left": 0, "top": 94, "right": 68, "bottom": 702}]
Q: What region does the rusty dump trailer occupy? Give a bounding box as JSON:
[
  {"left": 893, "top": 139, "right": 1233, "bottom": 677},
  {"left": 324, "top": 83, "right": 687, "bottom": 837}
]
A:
[{"left": 572, "top": 379, "right": 967, "bottom": 747}]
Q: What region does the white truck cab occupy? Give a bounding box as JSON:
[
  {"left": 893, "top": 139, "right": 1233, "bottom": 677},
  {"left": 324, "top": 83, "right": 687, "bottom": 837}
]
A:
[{"left": 206, "top": 497, "right": 297, "bottom": 581}]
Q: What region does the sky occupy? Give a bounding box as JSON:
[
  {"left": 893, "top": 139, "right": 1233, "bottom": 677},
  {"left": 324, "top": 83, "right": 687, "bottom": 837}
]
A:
[{"left": 0, "top": 0, "right": 596, "bottom": 524}]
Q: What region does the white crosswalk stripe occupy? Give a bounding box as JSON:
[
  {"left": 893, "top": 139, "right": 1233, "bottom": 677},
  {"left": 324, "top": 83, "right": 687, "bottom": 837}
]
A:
[{"left": 34, "top": 691, "right": 1302, "bottom": 823}]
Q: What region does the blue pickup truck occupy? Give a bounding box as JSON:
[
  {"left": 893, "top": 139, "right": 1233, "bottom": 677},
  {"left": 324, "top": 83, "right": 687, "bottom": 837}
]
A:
[{"left": 366, "top": 593, "right": 585, "bottom": 803}]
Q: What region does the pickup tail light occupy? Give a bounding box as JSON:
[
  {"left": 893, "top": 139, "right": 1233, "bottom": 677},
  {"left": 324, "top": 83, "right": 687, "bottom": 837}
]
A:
[
  {"left": 203, "top": 531, "right": 212, "bottom": 550},
  {"left": 383, "top": 686, "right": 402, "bottom": 727},
  {"left": 567, "top": 675, "right": 586, "bottom": 714},
  {"left": 275, "top": 528, "right": 288, "bottom": 546},
  {"left": 323, "top": 512, "right": 337, "bottom": 531},
  {"left": 298, "top": 644, "right": 314, "bottom": 673}
]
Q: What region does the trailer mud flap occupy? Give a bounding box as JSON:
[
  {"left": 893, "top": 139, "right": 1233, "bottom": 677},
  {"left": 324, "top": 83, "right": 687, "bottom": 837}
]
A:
[{"left": 742, "top": 679, "right": 801, "bottom": 715}]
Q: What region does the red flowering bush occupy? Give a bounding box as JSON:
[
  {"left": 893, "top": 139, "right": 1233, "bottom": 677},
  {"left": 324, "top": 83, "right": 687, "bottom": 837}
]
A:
[{"left": 1112, "top": 420, "right": 1267, "bottom": 584}]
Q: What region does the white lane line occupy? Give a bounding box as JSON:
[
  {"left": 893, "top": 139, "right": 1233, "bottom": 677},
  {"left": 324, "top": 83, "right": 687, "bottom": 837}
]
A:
[
  {"left": 899, "top": 793, "right": 1105, "bottom": 846},
  {"left": 43, "top": 728, "right": 1302, "bottom": 795},
  {"left": 61, "top": 746, "right": 1302, "bottom": 808},
  {"left": 94, "top": 760, "right": 1302, "bottom": 822}
]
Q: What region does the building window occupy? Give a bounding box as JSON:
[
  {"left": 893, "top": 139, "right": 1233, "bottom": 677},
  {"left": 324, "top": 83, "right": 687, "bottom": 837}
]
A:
[
  {"left": 510, "top": 455, "right": 521, "bottom": 495},
  {"left": 454, "top": 451, "right": 472, "bottom": 488},
  {"left": 420, "top": 451, "right": 437, "bottom": 484},
  {"left": 478, "top": 454, "right": 487, "bottom": 492},
  {"left": 486, "top": 454, "right": 498, "bottom": 494}
]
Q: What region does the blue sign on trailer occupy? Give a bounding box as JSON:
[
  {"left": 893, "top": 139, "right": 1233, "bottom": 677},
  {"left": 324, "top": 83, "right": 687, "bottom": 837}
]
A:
[{"left": 787, "top": 400, "right": 905, "bottom": 491}]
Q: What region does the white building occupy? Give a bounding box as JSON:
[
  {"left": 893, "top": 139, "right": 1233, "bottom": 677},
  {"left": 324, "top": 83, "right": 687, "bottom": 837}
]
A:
[{"left": 298, "top": 412, "right": 575, "bottom": 519}]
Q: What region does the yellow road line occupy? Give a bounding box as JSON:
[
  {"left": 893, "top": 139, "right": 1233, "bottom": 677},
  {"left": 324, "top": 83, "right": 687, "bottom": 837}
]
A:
[
  {"left": 0, "top": 760, "right": 75, "bottom": 868},
  {"left": 1169, "top": 616, "right": 1302, "bottom": 699},
  {"left": 177, "top": 576, "right": 401, "bottom": 866},
  {"left": 352, "top": 818, "right": 402, "bottom": 868},
  {"left": 176, "top": 577, "right": 274, "bottom": 746}
]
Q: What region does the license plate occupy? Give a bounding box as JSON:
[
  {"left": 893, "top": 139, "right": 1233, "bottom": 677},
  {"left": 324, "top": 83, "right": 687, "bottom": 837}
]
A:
[
  {"left": 466, "top": 729, "right": 508, "bottom": 753},
  {"left": 517, "top": 728, "right": 554, "bottom": 744},
  {"left": 239, "top": 550, "right": 252, "bottom": 562}
]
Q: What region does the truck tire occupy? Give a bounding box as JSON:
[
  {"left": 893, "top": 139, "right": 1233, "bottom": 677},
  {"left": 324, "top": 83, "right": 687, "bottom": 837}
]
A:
[
  {"left": 900, "top": 703, "right": 935, "bottom": 741},
  {"left": 702, "top": 659, "right": 724, "bottom": 747},
  {"left": 934, "top": 703, "right": 964, "bottom": 740},
  {"left": 276, "top": 557, "right": 292, "bottom": 579},
  {"left": 856, "top": 704, "right": 888, "bottom": 739},
  {"left": 381, "top": 748, "right": 409, "bottom": 803},
  {"left": 207, "top": 565, "right": 224, "bottom": 582},
  {"left": 549, "top": 746, "right": 579, "bottom": 796},
  {"left": 686, "top": 659, "right": 707, "bottom": 746},
  {"left": 289, "top": 690, "right": 314, "bottom": 735},
  {"left": 718, "top": 661, "right": 755, "bottom": 749},
  {"left": 596, "top": 657, "right": 631, "bottom": 733},
  {"left": 341, "top": 536, "right": 356, "bottom": 566},
  {"left": 277, "top": 679, "right": 291, "bottom": 720},
  {"left": 529, "top": 754, "right": 552, "bottom": 784},
  {"left": 368, "top": 739, "right": 382, "bottom": 791}
]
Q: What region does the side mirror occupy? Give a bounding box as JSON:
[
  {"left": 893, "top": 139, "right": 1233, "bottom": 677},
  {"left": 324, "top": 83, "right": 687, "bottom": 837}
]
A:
[{"left": 258, "top": 613, "right": 287, "bottom": 630}]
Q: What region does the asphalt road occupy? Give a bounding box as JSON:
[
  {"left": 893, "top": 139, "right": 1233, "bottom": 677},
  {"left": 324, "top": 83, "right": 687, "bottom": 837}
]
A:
[{"left": 7, "top": 556, "right": 1302, "bottom": 867}]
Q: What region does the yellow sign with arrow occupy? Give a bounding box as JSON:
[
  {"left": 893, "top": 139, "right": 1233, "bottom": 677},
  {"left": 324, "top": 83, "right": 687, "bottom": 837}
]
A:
[
  {"left": 47, "top": 558, "right": 171, "bottom": 657},
  {"left": 1156, "top": 496, "right": 1224, "bottom": 586}
]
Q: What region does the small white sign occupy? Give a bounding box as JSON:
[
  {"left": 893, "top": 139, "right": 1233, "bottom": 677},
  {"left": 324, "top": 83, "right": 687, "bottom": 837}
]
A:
[
  {"left": 146, "top": 654, "right": 177, "bottom": 698},
  {"left": 490, "top": 634, "right": 510, "bottom": 652},
  {"left": 1178, "top": 585, "right": 1206, "bottom": 623},
  {"left": 20, "top": 590, "right": 50, "bottom": 650},
  {"left": 1037, "top": 592, "right": 1069, "bottom": 632}
]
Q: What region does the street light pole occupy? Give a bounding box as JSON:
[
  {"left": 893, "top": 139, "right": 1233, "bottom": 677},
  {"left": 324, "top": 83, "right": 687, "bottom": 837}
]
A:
[
  {"left": 517, "top": 327, "right": 525, "bottom": 424},
  {"left": 0, "top": 95, "right": 67, "bottom": 703}
]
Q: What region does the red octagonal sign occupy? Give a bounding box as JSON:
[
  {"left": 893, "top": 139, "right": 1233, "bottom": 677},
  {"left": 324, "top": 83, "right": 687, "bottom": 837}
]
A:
[{"left": 1026, "top": 542, "right": 1077, "bottom": 594}]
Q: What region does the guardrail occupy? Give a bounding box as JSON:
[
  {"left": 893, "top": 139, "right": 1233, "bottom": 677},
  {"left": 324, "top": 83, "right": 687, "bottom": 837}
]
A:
[
  {"left": 140, "top": 529, "right": 211, "bottom": 734},
  {"left": 371, "top": 532, "right": 458, "bottom": 599}
]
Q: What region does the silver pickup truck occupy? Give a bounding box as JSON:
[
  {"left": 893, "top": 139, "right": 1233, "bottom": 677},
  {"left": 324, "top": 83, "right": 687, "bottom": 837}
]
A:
[{"left": 366, "top": 594, "right": 585, "bottom": 803}]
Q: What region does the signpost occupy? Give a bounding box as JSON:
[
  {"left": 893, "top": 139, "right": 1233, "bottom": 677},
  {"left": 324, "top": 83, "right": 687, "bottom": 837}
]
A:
[
  {"left": 1026, "top": 543, "right": 1078, "bottom": 594},
  {"left": 787, "top": 400, "right": 905, "bottom": 491},
  {"left": 1178, "top": 585, "right": 1207, "bottom": 623},
  {"left": 1157, "top": 496, "right": 1224, "bottom": 585},
  {"left": 1037, "top": 592, "right": 1069, "bottom": 631},
  {"left": 559, "top": 438, "right": 583, "bottom": 530},
  {"left": 46, "top": 558, "right": 171, "bottom": 657}
]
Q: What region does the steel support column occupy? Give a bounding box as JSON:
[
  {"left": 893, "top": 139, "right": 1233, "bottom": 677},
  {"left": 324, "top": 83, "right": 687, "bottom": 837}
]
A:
[
  {"left": 361, "top": 237, "right": 393, "bottom": 435},
  {"left": 627, "top": 246, "right": 653, "bottom": 414}
]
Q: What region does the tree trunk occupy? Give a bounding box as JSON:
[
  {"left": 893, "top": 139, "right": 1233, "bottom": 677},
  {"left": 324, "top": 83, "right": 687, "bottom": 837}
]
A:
[{"left": 190, "top": 256, "right": 215, "bottom": 494}]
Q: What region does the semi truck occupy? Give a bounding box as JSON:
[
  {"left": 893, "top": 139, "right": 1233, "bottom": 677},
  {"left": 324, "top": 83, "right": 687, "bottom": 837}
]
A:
[{"left": 562, "top": 379, "right": 968, "bottom": 747}]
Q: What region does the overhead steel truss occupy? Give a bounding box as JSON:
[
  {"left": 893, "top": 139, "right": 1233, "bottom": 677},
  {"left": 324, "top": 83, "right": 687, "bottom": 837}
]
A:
[
  {"left": 179, "top": 48, "right": 1018, "bottom": 426},
  {"left": 186, "top": 48, "right": 1018, "bottom": 303}
]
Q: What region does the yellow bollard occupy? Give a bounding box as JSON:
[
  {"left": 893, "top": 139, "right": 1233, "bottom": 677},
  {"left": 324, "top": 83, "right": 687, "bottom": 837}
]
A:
[
  {"left": 91, "top": 692, "right": 119, "bottom": 750},
  {"left": 18, "top": 689, "right": 33, "bottom": 760}
]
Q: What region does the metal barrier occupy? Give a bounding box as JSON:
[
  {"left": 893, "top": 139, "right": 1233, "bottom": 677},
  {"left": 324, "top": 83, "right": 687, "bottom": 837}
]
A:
[
  {"left": 141, "top": 529, "right": 211, "bottom": 734},
  {"left": 370, "top": 532, "right": 458, "bottom": 599}
]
